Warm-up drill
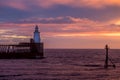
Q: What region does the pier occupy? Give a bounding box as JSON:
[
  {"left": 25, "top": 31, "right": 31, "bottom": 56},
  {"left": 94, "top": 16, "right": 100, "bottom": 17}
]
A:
[
  {"left": 0, "top": 25, "right": 44, "bottom": 59},
  {"left": 0, "top": 41, "right": 44, "bottom": 59}
]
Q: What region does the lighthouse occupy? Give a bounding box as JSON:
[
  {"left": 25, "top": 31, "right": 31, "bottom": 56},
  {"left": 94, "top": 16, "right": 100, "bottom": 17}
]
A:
[
  {"left": 32, "top": 25, "right": 44, "bottom": 58},
  {"left": 34, "top": 25, "right": 41, "bottom": 43}
]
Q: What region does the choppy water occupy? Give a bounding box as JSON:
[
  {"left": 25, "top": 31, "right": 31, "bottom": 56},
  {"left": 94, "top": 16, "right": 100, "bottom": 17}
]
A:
[{"left": 0, "top": 49, "right": 120, "bottom": 80}]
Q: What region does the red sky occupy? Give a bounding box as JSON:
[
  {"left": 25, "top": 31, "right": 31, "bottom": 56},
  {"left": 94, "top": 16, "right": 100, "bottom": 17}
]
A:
[{"left": 0, "top": 0, "right": 120, "bottom": 49}]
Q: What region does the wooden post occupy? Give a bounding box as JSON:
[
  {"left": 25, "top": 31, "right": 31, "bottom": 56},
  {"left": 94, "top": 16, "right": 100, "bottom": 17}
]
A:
[{"left": 104, "top": 44, "right": 109, "bottom": 69}]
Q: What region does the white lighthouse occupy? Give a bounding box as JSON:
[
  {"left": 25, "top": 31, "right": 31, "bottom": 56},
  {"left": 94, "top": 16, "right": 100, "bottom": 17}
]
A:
[{"left": 34, "top": 25, "right": 41, "bottom": 43}]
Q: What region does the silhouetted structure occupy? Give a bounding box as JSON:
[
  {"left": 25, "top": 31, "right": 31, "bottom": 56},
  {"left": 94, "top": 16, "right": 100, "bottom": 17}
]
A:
[
  {"left": 104, "top": 44, "right": 109, "bottom": 68},
  {"left": 104, "top": 44, "right": 115, "bottom": 69},
  {"left": 0, "top": 25, "right": 44, "bottom": 59}
]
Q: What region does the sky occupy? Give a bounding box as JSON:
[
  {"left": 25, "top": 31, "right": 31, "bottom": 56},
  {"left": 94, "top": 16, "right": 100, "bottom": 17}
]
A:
[{"left": 0, "top": 0, "right": 120, "bottom": 49}]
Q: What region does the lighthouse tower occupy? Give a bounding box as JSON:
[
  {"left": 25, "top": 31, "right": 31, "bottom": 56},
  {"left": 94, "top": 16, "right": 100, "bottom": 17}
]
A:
[
  {"left": 32, "top": 25, "right": 43, "bottom": 58},
  {"left": 34, "top": 25, "right": 41, "bottom": 43}
]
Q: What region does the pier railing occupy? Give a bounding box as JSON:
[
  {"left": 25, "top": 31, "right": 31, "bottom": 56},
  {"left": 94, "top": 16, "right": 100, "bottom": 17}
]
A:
[
  {"left": 0, "top": 44, "right": 30, "bottom": 53},
  {"left": 0, "top": 42, "right": 44, "bottom": 59}
]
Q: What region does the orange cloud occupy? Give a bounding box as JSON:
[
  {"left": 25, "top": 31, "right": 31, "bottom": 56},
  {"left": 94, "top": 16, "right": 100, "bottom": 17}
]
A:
[
  {"left": 33, "top": 0, "right": 120, "bottom": 9},
  {"left": 1, "top": 16, "right": 120, "bottom": 48},
  {"left": 1, "top": 16, "right": 120, "bottom": 36},
  {"left": 1, "top": 16, "right": 120, "bottom": 44},
  {"left": 1, "top": 0, "right": 120, "bottom": 10}
]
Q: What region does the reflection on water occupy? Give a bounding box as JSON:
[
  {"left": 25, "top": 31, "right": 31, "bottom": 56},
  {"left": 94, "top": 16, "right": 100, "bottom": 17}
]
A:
[{"left": 0, "top": 49, "right": 120, "bottom": 80}]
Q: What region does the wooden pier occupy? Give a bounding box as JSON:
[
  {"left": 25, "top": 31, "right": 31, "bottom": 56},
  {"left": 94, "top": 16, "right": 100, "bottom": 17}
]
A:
[{"left": 0, "top": 39, "right": 44, "bottom": 59}]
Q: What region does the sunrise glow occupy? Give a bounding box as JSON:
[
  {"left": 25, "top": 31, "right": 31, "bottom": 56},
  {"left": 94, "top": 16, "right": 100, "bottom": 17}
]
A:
[
  {"left": 115, "top": 21, "right": 120, "bottom": 25},
  {"left": 0, "top": 0, "right": 120, "bottom": 48}
]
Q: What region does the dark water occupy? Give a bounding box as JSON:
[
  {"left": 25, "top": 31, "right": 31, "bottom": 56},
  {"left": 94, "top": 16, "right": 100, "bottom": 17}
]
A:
[{"left": 0, "top": 49, "right": 120, "bottom": 80}]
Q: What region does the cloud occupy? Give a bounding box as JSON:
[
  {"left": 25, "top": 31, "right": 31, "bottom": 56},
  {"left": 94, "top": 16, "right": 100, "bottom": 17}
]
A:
[
  {"left": 75, "top": 0, "right": 120, "bottom": 8},
  {"left": 0, "top": 0, "right": 28, "bottom": 10},
  {"left": 1, "top": 16, "right": 120, "bottom": 46},
  {"left": 8, "top": 16, "right": 97, "bottom": 24},
  {"left": 1, "top": 0, "right": 120, "bottom": 10},
  {"left": 1, "top": 16, "right": 120, "bottom": 37},
  {"left": 10, "top": 16, "right": 74, "bottom": 24},
  {"left": 1, "top": 0, "right": 120, "bottom": 48},
  {"left": 29, "top": 0, "right": 120, "bottom": 9}
]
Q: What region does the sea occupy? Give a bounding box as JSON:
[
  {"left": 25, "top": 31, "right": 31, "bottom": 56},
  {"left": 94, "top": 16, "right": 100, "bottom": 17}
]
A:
[{"left": 0, "top": 49, "right": 120, "bottom": 80}]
